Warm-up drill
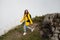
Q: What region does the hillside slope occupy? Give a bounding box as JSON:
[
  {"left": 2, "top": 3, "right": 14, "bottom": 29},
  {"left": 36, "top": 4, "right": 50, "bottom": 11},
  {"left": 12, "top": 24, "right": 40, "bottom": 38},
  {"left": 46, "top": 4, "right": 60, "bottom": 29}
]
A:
[
  {"left": 0, "top": 23, "right": 40, "bottom": 40},
  {"left": 0, "top": 16, "right": 44, "bottom": 40}
]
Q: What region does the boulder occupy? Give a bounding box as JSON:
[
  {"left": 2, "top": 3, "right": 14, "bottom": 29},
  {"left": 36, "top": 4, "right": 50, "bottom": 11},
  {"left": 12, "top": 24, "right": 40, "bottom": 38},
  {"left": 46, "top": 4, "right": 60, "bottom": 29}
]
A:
[{"left": 40, "top": 13, "right": 60, "bottom": 40}]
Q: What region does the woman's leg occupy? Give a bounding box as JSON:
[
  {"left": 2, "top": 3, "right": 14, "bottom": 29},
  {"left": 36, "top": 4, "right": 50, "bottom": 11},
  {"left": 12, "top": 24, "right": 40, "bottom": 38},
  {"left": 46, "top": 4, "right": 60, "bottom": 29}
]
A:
[
  {"left": 24, "top": 24, "right": 27, "bottom": 33},
  {"left": 27, "top": 26, "right": 34, "bottom": 32},
  {"left": 23, "top": 24, "right": 27, "bottom": 35},
  {"left": 27, "top": 26, "right": 32, "bottom": 30}
]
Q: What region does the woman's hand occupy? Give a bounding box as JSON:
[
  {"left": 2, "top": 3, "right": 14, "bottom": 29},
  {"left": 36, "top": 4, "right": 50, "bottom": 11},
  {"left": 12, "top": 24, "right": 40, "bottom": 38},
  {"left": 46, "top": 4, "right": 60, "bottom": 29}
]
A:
[{"left": 20, "top": 20, "right": 22, "bottom": 22}]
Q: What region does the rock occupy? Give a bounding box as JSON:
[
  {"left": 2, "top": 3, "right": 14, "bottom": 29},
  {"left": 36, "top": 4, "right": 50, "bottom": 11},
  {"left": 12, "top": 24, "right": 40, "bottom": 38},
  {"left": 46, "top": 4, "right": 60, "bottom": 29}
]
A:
[{"left": 40, "top": 13, "right": 60, "bottom": 40}]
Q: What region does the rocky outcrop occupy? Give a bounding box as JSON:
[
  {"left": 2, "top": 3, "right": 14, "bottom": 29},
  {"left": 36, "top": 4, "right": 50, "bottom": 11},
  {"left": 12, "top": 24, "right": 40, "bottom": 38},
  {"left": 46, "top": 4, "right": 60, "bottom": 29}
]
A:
[{"left": 40, "top": 13, "right": 60, "bottom": 40}]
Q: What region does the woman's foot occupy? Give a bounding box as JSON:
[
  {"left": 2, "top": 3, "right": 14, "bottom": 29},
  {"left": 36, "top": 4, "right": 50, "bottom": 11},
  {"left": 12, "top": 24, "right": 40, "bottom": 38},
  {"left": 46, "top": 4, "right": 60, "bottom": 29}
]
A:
[
  {"left": 31, "top": 28, "right": 34, "bottom": 32},
  {"left": 23, "top": 32, "right": 27, "bottom": 35}
]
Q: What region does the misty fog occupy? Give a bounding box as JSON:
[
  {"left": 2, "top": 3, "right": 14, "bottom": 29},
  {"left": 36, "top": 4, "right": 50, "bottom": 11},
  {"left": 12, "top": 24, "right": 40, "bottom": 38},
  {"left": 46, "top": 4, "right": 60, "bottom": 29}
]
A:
[{"left": 0, "top": 0, "right": 60, "bottom": 36}]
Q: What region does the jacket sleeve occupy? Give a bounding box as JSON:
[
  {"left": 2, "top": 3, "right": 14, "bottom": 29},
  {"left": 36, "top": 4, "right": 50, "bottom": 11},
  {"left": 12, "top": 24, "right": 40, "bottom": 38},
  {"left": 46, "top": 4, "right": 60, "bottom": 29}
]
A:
[
  {"left": 28, "top": 14, "right": 33, "bottom": 24},
  {"left": 20, "top": 16, "right": 24, "bottom": 22}
]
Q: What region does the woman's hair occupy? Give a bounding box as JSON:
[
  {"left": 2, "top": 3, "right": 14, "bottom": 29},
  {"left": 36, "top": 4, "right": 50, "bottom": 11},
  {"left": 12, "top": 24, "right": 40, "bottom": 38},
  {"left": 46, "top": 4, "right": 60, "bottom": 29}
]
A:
[{"left": 24, "top": 9, "right": 29, "bottom": 16}]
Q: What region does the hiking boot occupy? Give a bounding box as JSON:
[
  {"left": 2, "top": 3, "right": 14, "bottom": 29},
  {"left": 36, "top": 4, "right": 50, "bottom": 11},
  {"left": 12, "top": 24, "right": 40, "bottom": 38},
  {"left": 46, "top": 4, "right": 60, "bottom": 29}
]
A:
[
  {"left": 31, "top": 28, "right": 34, "bottom": 32},
  {"left": 23, "top": 32, "right": 27, "bottom": 35}
]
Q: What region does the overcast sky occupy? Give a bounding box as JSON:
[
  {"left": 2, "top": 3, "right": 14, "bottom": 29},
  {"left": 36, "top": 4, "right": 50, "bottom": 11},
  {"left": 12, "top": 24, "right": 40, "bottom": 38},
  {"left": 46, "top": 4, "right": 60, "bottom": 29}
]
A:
[{"left": 0, "top": 0, "right": 60, "bottom": 36}]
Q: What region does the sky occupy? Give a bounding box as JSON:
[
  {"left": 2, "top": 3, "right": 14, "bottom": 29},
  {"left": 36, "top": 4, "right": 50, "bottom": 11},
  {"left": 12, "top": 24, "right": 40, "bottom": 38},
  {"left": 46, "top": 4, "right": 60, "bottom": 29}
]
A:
[{"left": 0, "top": 0, "right": 60, "bottom": 36}]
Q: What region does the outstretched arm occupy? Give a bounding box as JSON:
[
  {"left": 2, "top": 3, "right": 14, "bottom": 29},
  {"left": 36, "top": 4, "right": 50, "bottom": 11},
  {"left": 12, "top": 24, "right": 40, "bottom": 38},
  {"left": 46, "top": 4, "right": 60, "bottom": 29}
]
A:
[{"left": 20, "top": 16, "right": 24, "bottom": 22}]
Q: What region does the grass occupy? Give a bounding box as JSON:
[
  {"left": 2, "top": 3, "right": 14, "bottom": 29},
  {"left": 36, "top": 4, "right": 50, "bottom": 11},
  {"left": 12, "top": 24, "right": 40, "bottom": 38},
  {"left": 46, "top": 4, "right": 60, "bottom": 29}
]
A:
[
  {"left": 0, "top": 16, "right": 43, "bottom": 40},
  {"left": 20, "top": 27, "right": 41, "bottom": 40},
  {"left": 0, "top": 24, "right": 41, "bottom": 40}
]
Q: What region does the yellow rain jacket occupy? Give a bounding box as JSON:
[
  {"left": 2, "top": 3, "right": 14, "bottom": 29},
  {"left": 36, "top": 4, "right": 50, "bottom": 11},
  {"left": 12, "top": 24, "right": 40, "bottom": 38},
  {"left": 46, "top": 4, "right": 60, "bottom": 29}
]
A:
[{"left": 20, "top": 13, "right": 33, "bottom": 26}]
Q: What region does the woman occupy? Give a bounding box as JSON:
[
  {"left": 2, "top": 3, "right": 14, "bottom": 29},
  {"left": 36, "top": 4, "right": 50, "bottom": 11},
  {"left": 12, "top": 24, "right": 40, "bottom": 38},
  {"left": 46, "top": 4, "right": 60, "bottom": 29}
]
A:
[{"left": 20, "top": 9, "right": 34, "bottom": 35}]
